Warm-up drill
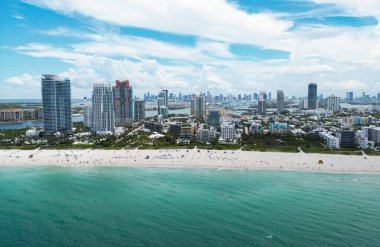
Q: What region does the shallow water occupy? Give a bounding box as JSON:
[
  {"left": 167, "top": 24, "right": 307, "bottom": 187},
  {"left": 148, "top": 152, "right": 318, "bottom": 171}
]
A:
[{"left": 1, "top": 166, "right": 379, "bottom": 246}]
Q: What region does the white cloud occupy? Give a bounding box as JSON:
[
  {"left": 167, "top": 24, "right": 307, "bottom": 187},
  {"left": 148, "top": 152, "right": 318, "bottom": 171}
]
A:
[
  {"left": 5, "top": 73, "right": 40, "bottom": 87},
  {"left": 24, "top": 0, "right": 293, "bottom": 48}
]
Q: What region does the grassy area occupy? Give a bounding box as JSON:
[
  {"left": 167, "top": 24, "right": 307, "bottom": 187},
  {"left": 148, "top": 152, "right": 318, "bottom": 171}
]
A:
[
  {"left": 363, "top": 150, "right": 380, "bottom": 156},
  {"left": 301, "top": 146, "right": 363, "bottom": 155},
  {"left": 242, "top": 145, "right": 299, "bottom": 153}
]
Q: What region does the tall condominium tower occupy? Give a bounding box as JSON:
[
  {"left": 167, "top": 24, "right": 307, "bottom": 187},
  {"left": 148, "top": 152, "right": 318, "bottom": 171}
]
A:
[
  {"left": 41, "top": 74, "right": 72, "bottom": 133},
  {"left": 325, "top": 95, "right": 340, "bottom": 112},
  {"left": 258, "top": 91, "right": 267, "bottom": 115},
  {"left": 91, "top": 83, "right": 115, "bottom": 133},
  {"left": 113, "top": 80, "right": 133, "bottom": 125},
  {"left": 191, "top": 95, "right": 206, "bottom": 119},
  {"left": 134, "top": 100, "right": 145, "bottom": 121},
  {"left": 277, "top": 90, "right": 284, "bottom": 113},
  {"left": 157, "top": 90, "right": 169, "bottom": 117},
  {"left": 308, "top": 83, "right": 317, "bottom": 110},
  {"left": 83, "top": 97, "right": 92, "bottom": 128}
]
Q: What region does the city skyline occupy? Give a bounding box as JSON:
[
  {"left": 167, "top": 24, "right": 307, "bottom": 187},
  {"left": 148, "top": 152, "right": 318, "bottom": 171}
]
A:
[{"left": 1, "top": 0, "right": 380, "bottom": 99}]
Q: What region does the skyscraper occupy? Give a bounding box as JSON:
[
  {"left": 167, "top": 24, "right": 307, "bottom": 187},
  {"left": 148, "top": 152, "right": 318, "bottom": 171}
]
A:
[
  {"left": 258, "top": 91, "right": 267, "bottom": 115},
  {"left": 83, "top": 97, "right": 92, "bottom": 128},
  {"left": 157, "top": 90, "right": 169, "bottom": 117},
  {"left": 191, "top": 95, "right": 206, "bottom": 119},
  {"left": 113, "top": 80, "right": 133, "bottom": 125},
  {"left": 277, "top": 90, "right": 284, "bottom": 113},
  {"left": 308, "top": 83, "right": 317, "bottom": 110},
  {"left": 41, "top": 74, "right": 72, "bottom": 133},
  {"left": 91, "top": 83, "right": 115, "bottom": 133},
  {"left": 207, "top": 110, "right": 221, "bottom": 128},
  {"left": 134, "top": 100, "right": 145, "bottom": 121},
  {"left": 346, "top": 92, "right": 354, "bottom": 102}
]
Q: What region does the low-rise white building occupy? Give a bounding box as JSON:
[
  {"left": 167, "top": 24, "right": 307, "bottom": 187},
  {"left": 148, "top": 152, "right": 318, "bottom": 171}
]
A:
[
  {"left": 220, "top": 123, "right": 235, "bottom": 141},
  {"left": 319, "top": 131, "right": 340, "bottom": 149},
  {"left": 196, "top": 125, "right": 217, "bottom": 143}
]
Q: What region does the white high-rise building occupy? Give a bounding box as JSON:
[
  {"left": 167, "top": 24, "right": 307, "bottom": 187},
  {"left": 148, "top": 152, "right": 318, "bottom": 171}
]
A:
[
  {"left": 83, "top": 97, "right": 92, "bottom": 128},
  {"left": 91, "top": 83, "right": 115, "bottom": 133},
  {"left": 325, "top": 95, "right": 340, "bottom": 112}
]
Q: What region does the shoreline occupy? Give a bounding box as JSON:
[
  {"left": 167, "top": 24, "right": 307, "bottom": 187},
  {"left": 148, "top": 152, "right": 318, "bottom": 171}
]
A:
[{"left": 1, "top": 148, "right": 380, "bottom": 173}]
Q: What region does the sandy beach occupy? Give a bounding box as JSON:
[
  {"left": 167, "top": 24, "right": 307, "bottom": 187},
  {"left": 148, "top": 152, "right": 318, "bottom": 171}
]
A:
[{"left": 1, "top": 148, "right": 380, "bottom": 173}]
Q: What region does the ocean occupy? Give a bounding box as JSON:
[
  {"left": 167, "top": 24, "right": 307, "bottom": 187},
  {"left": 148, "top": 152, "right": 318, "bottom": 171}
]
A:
[{"left": 1, "top": 167, "right": 379, "bottom": 246}]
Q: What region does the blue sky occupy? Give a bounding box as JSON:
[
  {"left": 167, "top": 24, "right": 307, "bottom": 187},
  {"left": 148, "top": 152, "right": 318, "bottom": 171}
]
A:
[{"left": 1, "top": 0, "right": 379, "bottom": 99}]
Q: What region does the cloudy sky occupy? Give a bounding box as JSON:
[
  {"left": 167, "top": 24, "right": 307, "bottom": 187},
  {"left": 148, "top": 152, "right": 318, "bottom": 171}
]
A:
[{"left": 1, "top": 0, "right": 380, "bottom": 99}]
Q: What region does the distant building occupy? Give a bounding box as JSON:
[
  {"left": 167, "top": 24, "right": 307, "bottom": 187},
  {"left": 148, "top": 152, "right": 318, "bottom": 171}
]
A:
[
  {"left": 269, "top": 122, "right": 289, "bottom": 134},
  {"left": 134, "top": 100, "right": 145, "bottom": 122},
  {"left": 31, "top": 108, "right": 43, "bottom": 120},
  {"left": 191, "top": 95, "right": 206, "bottom": 119},
  {"left": 207, "top": 110, "right": 221, "bottom": 128},
  {"left": 113, "top": 80, "right": 133, "bottom": 125},
  {"left": 83, "top": 97, "right": 92, "bottom": 128},
  {"left": 144, "top": 121, "right": 163, "bottom": 132},
  {"left": 157, "top": 90, "right": 168, "bottom": 117},
  {"left": 325, "top": 95, "right": 340, "bottom": 112},
  {"left": 277, "top": 90, "right": 284, "bottom": 113},
  {"left": 308, "top": 83, "right": 317, "bottom": 110},
  {"left": 250, "top": 122, "right": 263, "bottom": 134},
  {"left": 258, "top": 91, "right": 266, "bottom": 115},
  {"left": 346, "top": 92, "right": 354, "bottom": 102},
  {"left": 91, "top": 83, "right": 115, "bottom": 133},
  {"left": 41, "top": 74, "right": 72, "bottom": 133},
  {"left": 336, "top": 130, "right": 355, "bottom": 148},
  {"left": 0, "top": 109, "right": 23, "bottom": 121}
]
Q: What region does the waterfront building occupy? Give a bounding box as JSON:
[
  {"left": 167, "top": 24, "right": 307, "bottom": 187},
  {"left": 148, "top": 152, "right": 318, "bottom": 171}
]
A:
[
  {"left": 31, "top": 108, "right": 43, "bottom": 120},
  {"left": 0, "top": 109, "right": 23, "bottom": 121},
  {"left": 319, "top": 132, "right": 340, "bottom": 149},
  {"left": 325, "top": 95, "right": 340, "bottom": 112},
  {"left": 336, "top": 130, "right": 356, "bottom": 148},
  {"left": 41, "top": 75, "right": 72, "bottom": 133},
  {"left": 113, "top": 80, "right": 133, "bottom": 125},
  {"left": 361, "top": 126, "right": 380, "bottom": 144},
  {"left": 134, "top": 100, "right": 145, "bottom": 122},
  {"left": 91, "top": 83, "right": 115, "bottom": 133},
  {"left": 179, "top": 125, "right": 194, "bottom": 138},
  {"left": 196, "top": 125, "right": 217, "bottom": 143},
  {"left": 277, "top": 90, "right": 284, "bottom": 113},
  {"left": 308, "top": 83, "right": 317, "bottom": 110},
  {"left": 220, "top": 123, "right": 235, "bottom": 141},
  {"left": 144, "top": 121, "right": 163, "bottom": 132}
]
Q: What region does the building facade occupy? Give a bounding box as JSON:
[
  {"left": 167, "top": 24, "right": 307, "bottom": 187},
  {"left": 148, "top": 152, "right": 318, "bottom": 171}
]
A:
[
  {"left": 113, "top": 80, "right": 133, "bottom": 125},
  {"left": 191, "top": 95, "right": 206, "bottom": 119},
  {"left": 336, "top": 130, "right": 356, "bottom": 148},
  {"left": 207, "top": 110, "right": 221, "bottom": 128},
  {"left": 319, "top": 132, "right": 340, "bottom": 149},
  {"left": 258, "top": 91, "right": 267, "bottom": 115},
  {"left": 41, "top": 75, "right": 72, "bottom": 133},
  {"left": 91, "top": 83, "right": 115, "bottom": 133},
  {"left": 0, "top": 109, "right": 23, "bottom": 121},
  {"left": 134, "top": 100, "right": 145, "bottom": 122},
  {"left": 308, "top": 83, "right": 317, "bottom": 110},
  {"left": 220, "top": 123, "right": 235, "bottom": 141},
  {"left": 326, "top": 95, "right": 340, "bottom": 112},
  {"left": 277, "top": 90, "right": 284, "bottom": 113}
]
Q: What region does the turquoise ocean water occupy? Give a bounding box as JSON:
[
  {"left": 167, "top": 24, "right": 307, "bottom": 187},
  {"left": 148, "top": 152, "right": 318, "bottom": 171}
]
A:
[{"left": 1, "top": 167, "right": 380, "bottom": 246}]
